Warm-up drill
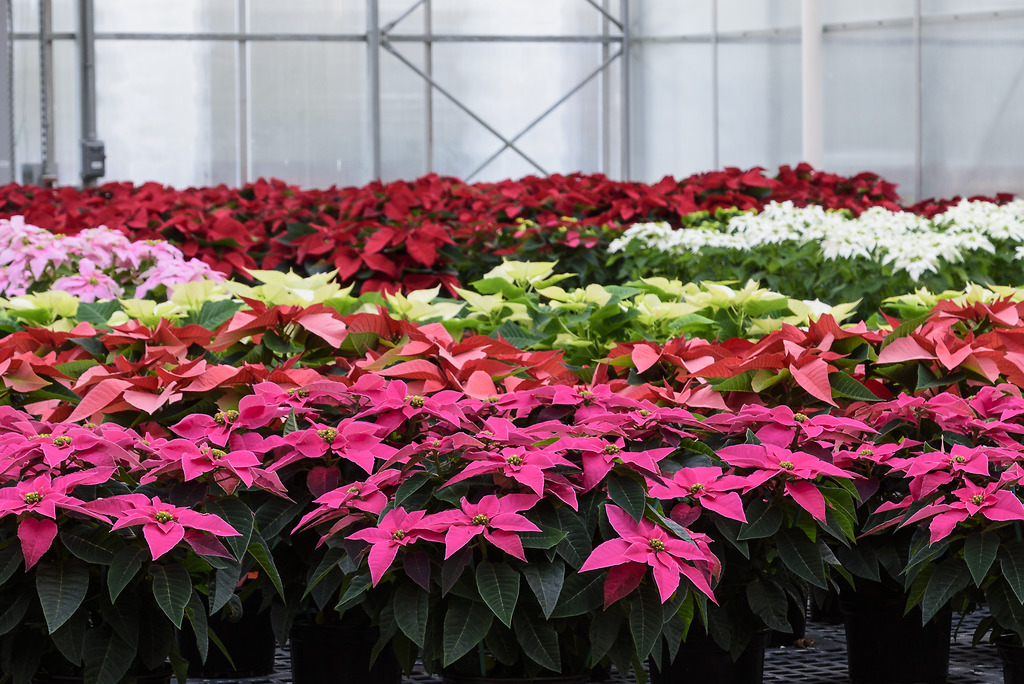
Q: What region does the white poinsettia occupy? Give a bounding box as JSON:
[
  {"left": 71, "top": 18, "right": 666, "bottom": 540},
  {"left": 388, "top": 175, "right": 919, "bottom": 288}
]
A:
[
  {"left": 227, "top": 269, "right": 353, "bottom": 306},
  {"left": 384, "top": 287, "right": 464, "bottom": 321},
  {"left": 614, "top": 198, "right": 1024, "bottom": 282},
  {"left": 113, "top": 299, "right": 187, "bottom": 328}
]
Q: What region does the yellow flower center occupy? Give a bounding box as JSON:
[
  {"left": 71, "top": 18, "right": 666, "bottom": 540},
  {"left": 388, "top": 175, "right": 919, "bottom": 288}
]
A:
[
  {"left": 971, "top": 494, "right": 985, "bottom": 505},
  {"left": 52, "top": 436, "right": 72, "bottom": 447},
  {"left": 858, "top": 448, "right": 873, "bottom": 457},
  {"left": 391, "top": 529, "right": 406, "bottom": 541},
  {"left": 506, "top": 454, "right": 524, "bottom": 466},
  {"left": 604, "top": 444, "right": 620, "bottom": 455},
  {"left": 648, "top": 539, "right": 665, "bottom": 552},
  {"left": 406, "top": 395, "right": 425, "bottom": 408},
  {"left": 779, "top": 461, "right": 795, "bottom": 470},
  {"left": 689, "top": 483, "right": 705, "bottom": 494},
  {"left": 214, "top": 409, "right": 239, "bottom": 425},
  {"left": 318, "top": 428, "right": 338, "bottom": 443},
  {"left": 23, "top": 492, "right": 42, "bottom": 504},
  {"left": 793, "top": 413, "right": 808, "bottom": 423},
  {"left": 472, "top": 514, "right": 490, "bottom": 526},
  {"left": 952, "top": 455, "right": 966, "bottom": 464},
  {"left": 155, "top": 511, "right": 175, "bottom": 523}
]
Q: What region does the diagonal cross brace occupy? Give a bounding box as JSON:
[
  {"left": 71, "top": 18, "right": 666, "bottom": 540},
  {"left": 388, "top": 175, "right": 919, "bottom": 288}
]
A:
[{"left": 380, "top": 37, "right": 550, "bottom": 176}]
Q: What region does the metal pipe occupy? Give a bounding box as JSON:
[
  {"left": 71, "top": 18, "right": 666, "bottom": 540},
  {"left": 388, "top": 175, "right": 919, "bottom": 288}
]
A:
[
  {"left": 620, "top": 0, "right": 630, "bottom": 179},
  {"left": 39, "top": 0, "right": 56, "bottom": 185},
  {"left": 237, "top": 0, "right": 248, "bottom": 186},
  {"left": 78, "top": 0, "right": 99, "bottom": 186},
  {"left": 424, "top": 0, "right": 432, "bottom": 173},
  {"left": 367, "top": 0, "right": 381, "bottom": 180},
  {"left": 711, "top": 0, "right": 719, "bottom": 170},
  {"left": 913, "top": 0, "right": 922, "bottom": 201},
  {"left": 800, "top": 0, "right": 824, "bottom": 169},
  {"left": 600, "top": 0, "right": 611, "bottom": 174},
  {"left": 381, "top": 0, "right": 428, "bottom": 34},
  {"left": 584, "top": 0, "right": 623, "bottom": 31}
]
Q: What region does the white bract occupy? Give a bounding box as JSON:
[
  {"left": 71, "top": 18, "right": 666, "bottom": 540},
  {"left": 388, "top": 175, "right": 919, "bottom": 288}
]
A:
[{"left": 609, "top": 199, "right": 1024, "bottom": 281}]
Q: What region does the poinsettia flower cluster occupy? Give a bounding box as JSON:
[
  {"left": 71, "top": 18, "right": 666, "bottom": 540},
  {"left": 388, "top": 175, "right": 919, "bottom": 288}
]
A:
[{"left": 0, "top": 215, "right": 223, "bottom": 300}]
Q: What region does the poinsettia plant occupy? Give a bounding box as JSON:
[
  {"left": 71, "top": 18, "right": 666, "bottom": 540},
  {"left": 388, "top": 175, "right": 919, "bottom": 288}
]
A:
[{"left": 0, "top": 406, "right": 285, "bottom": 684}]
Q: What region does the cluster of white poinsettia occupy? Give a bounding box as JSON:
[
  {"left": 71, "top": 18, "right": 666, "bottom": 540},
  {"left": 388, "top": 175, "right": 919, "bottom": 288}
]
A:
[{"left": 610, "top": 199, "right": 1024, "bottom": 281}]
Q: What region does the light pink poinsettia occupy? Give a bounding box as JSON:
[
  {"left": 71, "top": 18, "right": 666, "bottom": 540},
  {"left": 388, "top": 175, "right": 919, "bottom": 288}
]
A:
[
  {"left": 580, "top": 505, "right": 717, "bottom": 604},
  {"left": 424, "top": 494, "right": 540, "bottom": 561},
  {"left": 348, "top": 507, "right": 443, "bottom": 585},
  {"left": 51, "top": 258, "right": 123, "bottom": 302},
  {"left": 107, "top": 494, "right": 239, "bottom": 560}
]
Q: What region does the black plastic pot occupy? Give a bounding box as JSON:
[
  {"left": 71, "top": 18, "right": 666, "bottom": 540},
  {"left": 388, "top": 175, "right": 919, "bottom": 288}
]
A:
[
  {"left": 178, "top": 598, "right": 277, "bottom": 678},
  {"left": 840, "top": 593, "right": 951, "bottom": 684},
  {"left": 650, "top": 629, "right": 770, "bottom": 684},
  {"left": 442, "top": 675, "right": 586, "bottom": 684},
  {"left": 998, "top": 635, "right": 1024, "bottom": 684},
  {"left": 289, "top": 621, "right": 401, "bottom": 684}
]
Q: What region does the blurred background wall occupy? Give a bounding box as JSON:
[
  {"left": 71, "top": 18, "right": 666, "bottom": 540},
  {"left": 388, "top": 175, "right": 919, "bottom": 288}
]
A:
[{"left": 6, "top": 0, "right": 1024, "bottom": 201}]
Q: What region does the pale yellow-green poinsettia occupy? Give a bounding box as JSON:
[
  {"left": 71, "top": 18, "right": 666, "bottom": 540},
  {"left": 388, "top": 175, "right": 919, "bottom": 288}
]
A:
[
  {"left": 385, "top": 287, "right": 464, "bottom": 321},
  {"left": 538, "top": 284, "right": 615, "bottom": 311},
  {"left": 110, "top": 299, "right": 187, "bottom": 328},
  {"left": 225, "top": 269, "right": 353, "bottom": 306},
  {"left": 453, "top": 287, "right": 531, "bottom": 324},
  {"left": 169, "top": 279, "right": 233, "bottom": 311},
  {"left": 2, "top": 290, "right": 79, "bottom": 325},
  {"left": 633, "top": 293, "right": 704, "bottom": 322},
  {"left": 483, "top": 260, "right": 574, "bottom": 291}
]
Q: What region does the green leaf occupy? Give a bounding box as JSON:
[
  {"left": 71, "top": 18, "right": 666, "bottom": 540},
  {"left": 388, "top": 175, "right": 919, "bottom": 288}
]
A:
[
  {"left": 1000, "top": 540, "right": 1024, "bottom": 603},
  {"left": 737, "top": 497, "right": 783, "bottom": 541},
  {"left": 107, "top": 546, "right": 147, "bottom": 603},
  {"left": 964, "top": 531, "right": 1000, "bottom": 587},
  {"left": 513, "top": 610, "right": 561, "bottom": 672},
  {"left": 607, "top": 475, "right": 647, "bottom": 523},
  {"left": 184, "top": 590, "right": 209, "bottom": 665},
  {"left": 746, "top": 579, "right": 791, "bottom": 632},
  {"left": 709, "top": 370, "right": 755, "bottom": 393},
  {"left": 76, "top": 300, "right": 122, "bottom": 328},
  {"left": 302, "top": 547, "right": 345, "bottom": 599},
  {"left": 0, "top": 593, "right": 30, "bottom": 636},
  {"left": 922, "top": 559, "right": 970, "bottom": 624},
  {"left": 193, "top": 299, "right": 244, "bottom": 330},
  {"left": 442, "top": 598, "right": 493, "bottom": 667},
  {"left": 393, "top": 583, "right": 429, "bottom": 648},
  {"left": 877, "top": 314, "right": 930, "bottom": 351},
  {"left": 774, "top": 529, "right": 828, "bottom": 589},
  {"left": 246, "top": 539, "right": 285, "bottom": 599},
  {"left": 629, "top": 581, "right": 664, "bottom": 662},
  {"left": 519, "top": 524, "right": 567, "bottom": 550},
  {"left": 36, "top": 556, "right": 90, "bottom": 634},
  {"left": 254, "top": 498, "right": 307, "bottom": 540},
  {"left": 393, "top": 471, "right": 432, "bottom": 509},
  {"left": 51, "top": 608, "right": 87, "bottom": 666},
  {"left": 830, "top": 373, "right": 881, "bottom": 401},
  {"left": 589, "top": 604, "right": 622, "bottom": 664},
  {"left": 550, "top": 572, "right": 604, "bottom": 618},
  {"left": 204, "top": 498, "right": 254, "bottom": 561},
  {"left": 83, "top": 626, "right": 135, "bottom": 684},
  {"left": 476, "top": 562, "right": 520, "bottom": 628},
  {"left": 554, "top": 506, "right": 592, "bottom": 569},
  {"left": 335, "top": 573, "right": 371, "bottom": 612},
  {"left": 522, "top": 558, "right": 565, "bottom": 619},
  {"left": 150, "top": 562, "right": 192, "bottom": 629},
  {"left": 0, "top": 543, "right": 24, "bottom": 585},
  {"left": 60, "top": 526, "right": 125, "bottom": 565},
  {"left": 494, "top": 320, "right": 546, "bottom": 348}
]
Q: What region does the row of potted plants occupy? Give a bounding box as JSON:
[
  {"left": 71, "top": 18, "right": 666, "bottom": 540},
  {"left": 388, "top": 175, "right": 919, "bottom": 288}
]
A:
[{"left": 0, "top": 165, "right": 966, "bottom": 294}]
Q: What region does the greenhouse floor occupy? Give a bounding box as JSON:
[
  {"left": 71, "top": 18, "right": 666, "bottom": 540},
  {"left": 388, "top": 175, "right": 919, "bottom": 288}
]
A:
[{"left": 200, "top": 612, "right": 1005, "bottom": 684}]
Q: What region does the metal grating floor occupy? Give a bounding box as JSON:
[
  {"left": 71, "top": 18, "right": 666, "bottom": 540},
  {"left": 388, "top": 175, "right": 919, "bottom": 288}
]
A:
[{"left": 188, "top": 612, "right": 1006, "bottom": 684}]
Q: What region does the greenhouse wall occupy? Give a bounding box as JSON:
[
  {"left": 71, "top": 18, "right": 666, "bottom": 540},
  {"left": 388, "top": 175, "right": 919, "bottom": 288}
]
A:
[{"left": 6, "top": 0, "right": 1024, "bottom": 200}]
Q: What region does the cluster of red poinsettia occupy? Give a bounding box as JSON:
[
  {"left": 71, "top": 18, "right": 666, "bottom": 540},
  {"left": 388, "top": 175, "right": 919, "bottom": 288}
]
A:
[{"left": 1, "top": 164, "right": 987, "bottom": 294}]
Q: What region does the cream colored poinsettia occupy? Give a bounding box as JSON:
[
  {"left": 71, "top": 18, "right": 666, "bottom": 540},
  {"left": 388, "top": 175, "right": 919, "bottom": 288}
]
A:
[
  {"left": 2, "top": 290, "right": 80, "bottom": 324},
  {"left": 385, "top": 287, "right": 464, "bottom": 321},
  {"left": 111, "top": 299, "right": 187, "bottom": 328},
  {"left": 169, "top": 279, "right": 233, "bottom": 311},
  {"left": 483, "top": 260, "right": 574, "bottom": 291},
  {"left": 633, "top": 293, "right": 704, "bottom": 322},
  {"left": 453, "top": 287, "right": 531, "bottom": 324},
  {"left": 225, "top": 269, "right": 353, "bottom": 306},
  {"left": 538, "top": 284, "right": 615, "bottom": 311}
]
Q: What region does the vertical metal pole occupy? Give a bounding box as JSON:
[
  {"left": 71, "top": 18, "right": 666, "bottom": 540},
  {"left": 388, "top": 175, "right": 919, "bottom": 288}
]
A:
[
  {"left": 0, "top": 0, "right": 13, "bottom": 184},
  {"left": 237, "top": 0, "right": 248, "bottom": 185},
  {"left": 620, "top": 0, "right": 630, "bottom": 180},
  {"left": 367, "top": 0, "right": 381, "bottom": 180},
  {"left": 710, "top": 0, "right": 719, "bottom": 170},
  {"left": 800, "top": 0, "right": 824, "bottom": 168},
  {"left": 913, "top": 0, "right": 922, "bottom": 201},
  {"left": 78, "top": 0, "right": 98, "bottom": 186},
  {"left": 424, "top": 0, "right": 432, "bottom": 174},
  {"left": 600, "top": 0, "right": 610, "bottom": 175},
  {"left": 39, "top": 0, "right": 56, "bottom": 185}
]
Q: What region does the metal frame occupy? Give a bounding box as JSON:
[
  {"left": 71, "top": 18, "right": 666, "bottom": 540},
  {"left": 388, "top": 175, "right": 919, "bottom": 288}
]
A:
[{"left": 10, "top": 3, "right": 1024, "bottom": 191}]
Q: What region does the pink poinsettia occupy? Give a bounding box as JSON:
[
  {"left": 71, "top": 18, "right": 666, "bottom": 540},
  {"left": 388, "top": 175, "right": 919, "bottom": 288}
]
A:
[
  {"left": 901, "top": 479, "right": 1024, "bottom": 543},
  {"left": 292, "top": 469, "right": 402, "bottom": 539},
  {"left": 444, "top": 445, "right": 577, "bottom": 499},
  {"left": 647, "top": 467, "right": 747, "bottom": 523},
  {"left": 107, "top": 494, "right": 239, "bottom": 560},
  {"left": 424, "top": 494, "right": 541, "bottom": 561},
  {"left": 580, "top": 505, "right": 718, "bottom": 604},
  {"left": 276, "top": 419, "right": 397, "bottom": 474},
  {"left": 348, "top": 507, "right": 443, "bottom": 585}
]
